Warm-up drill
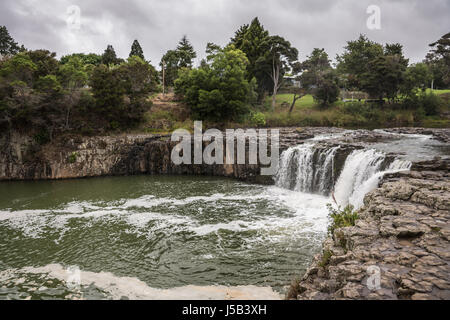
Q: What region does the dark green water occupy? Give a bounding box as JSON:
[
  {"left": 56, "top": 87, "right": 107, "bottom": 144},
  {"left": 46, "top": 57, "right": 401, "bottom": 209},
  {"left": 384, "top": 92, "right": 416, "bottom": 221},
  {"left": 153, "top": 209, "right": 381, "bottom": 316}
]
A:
[{"left": 0, "top": 175, "right": 329, "bottom": 299}]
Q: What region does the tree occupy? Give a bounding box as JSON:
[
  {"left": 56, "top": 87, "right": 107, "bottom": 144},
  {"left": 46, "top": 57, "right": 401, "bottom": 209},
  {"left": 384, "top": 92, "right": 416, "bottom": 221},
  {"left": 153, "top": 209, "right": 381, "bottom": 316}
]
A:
[
  {"left": 129, "top": 39, "right": 145, "bottom": 60},
  {"left": 101, "top": 45, "right": 121, "bottom": 65},
  {"left": 160, "top": 36, "right": 197, "bottom": 88},
  {"left": 338, "top": 35, "right": 408, "bottom": 101},
  {"left": 90, "top": 57, "right": 156, "bottom": 128},
  {"left": 176, "top": 35, "right": 196, "bottom": 68},
  {"left": 337, "top": 34, "right": 383, "bottom": 90},
  {"left": 205, "top": 42, "right": 222, "bottom": 61},
  {"left": 256, "top": 35, "right": 299, "bottom": 109},
  {"left": 401, "top": 63, "right": 432, "bottom": 97},
  {"left": 313, "top": 70, "right": 340, "bottom": 107},
  {"left": 35, "top": 74, "right": 62, "bottom": 96},
  {"left": 425, "top": 33, "right": 450, "bottom": 87},
  {"left": 359, "top": 44, "right": 408, "bottom": 102},
  {"left": 160, "top": 49, "right": 180, "bottom": 88},
  {"left": 175, "top": 46, "right": 253, "bottom": 120},
  {"left": 117, "top": 56, "right": 156, "bottom": 125},
  {"left": 0, "top": 53, "right": 40, "bottom": 130},
  {"left": 295, "top": 48, "right": 337, "bottom": 111},
  {"left": 58, "top": 56, "right": 88, "bottom": 128},
  {"left": 230, "top": 17, "right": 271, "bottom": 102},
  {"left": 300, "top": 48, "right": 332, "bottom": 88},
  {"left": 90, "top": 64, "right": 125, "bottom": 121},
  {"left": 0, "top": 52, "right": 37, "bottom": 86},
  {"left": 61, "top": 53, "right": 102, "bottom": 66},
  {"left": 24, "top": 50, "right": 59, "bottom": 84},
  {"left": 0, "top": 26, "right": 21, "bottom": 56}
]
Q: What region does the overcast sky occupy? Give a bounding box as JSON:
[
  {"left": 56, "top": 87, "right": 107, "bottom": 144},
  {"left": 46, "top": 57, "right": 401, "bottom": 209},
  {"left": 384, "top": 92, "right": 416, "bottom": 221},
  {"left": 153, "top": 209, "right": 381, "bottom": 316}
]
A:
[{"left": 1, "top": 0, "right": 449, "bottom": 66}]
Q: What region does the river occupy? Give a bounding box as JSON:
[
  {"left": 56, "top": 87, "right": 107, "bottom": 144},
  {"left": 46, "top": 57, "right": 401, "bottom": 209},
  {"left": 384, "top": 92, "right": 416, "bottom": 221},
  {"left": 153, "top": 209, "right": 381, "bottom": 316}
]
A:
[{"left": 0, "top": 130, "right": 448, "bottom": 299}]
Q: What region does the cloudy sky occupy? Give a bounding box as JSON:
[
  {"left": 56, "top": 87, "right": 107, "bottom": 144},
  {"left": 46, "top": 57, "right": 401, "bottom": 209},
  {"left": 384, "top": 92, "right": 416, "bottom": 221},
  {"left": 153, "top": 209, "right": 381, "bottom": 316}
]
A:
[{"left": 1, "top": 0, "right": 449, "bottom": 66}]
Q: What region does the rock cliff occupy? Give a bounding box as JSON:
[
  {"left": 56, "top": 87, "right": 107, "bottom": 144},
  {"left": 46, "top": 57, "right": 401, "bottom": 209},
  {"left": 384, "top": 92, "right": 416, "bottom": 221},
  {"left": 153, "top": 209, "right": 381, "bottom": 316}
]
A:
[{"left": 288, "top": 159, "right": 450, "bottom": 300}]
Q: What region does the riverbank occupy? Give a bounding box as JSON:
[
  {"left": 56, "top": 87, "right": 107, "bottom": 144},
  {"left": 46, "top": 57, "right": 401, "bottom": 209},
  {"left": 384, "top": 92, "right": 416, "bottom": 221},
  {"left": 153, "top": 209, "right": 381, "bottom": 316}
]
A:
[{"left": 288, "top": 158, "right": 450, "bottom": 300}]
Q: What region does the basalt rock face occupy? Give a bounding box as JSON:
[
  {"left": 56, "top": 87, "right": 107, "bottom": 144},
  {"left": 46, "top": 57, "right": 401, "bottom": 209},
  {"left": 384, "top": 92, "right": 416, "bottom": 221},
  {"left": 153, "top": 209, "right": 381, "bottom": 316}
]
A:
[
  {"left": 0, "top": 134, "right": 265, "bottom": 183},
  {"left": 384, "top": 127, "right": 450, "bottom": 143},
  {"left": 0, "top": 128, "right": 324, "bottom": 183},
  {"left": 289, "top": 159, "right": 450, "bottom": 300}
]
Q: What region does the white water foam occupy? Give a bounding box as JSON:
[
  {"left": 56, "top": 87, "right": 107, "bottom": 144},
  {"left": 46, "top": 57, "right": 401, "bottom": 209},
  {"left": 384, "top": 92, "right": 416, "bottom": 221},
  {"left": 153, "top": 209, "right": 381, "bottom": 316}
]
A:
[
  {"left": 0, "top": 186, "right": 329, "bottom": 243},
  {"left": 334, "top": 150, "right": 411, "bottom": 208},
  {"left": 1, "top": 264, "right": 282, "bottom": 300}
]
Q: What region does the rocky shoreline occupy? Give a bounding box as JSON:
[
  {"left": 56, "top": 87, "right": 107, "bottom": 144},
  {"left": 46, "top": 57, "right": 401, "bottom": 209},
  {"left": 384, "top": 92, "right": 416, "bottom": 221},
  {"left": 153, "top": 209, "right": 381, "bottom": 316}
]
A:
[{"left": 288, "top": 158, "right": 450, "bottom": 300}]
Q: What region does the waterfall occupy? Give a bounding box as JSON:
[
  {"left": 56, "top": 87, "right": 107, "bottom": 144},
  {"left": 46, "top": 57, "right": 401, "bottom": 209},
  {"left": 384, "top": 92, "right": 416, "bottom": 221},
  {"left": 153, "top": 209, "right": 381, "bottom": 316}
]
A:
[
  {"left": 275, "top": 144, "right": 340, "bottom": 195},
  {"left": 275, "top": 144, "right": 411, "bottom": 209},
  {"left": 333, "top": 150, "right": 411, "bottom": 208}
]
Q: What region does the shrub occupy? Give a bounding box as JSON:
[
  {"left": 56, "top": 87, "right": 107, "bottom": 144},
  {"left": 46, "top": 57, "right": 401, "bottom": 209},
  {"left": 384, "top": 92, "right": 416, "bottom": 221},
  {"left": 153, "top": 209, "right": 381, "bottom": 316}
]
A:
[
  {"left": 420, "top": 92, "right": 442, "bottom": 116},
  {"left": 413, "top": 107, "right": 426, "bottom": 123},
  {"left": 401, "top": 92, "right": 442, "bottom": 116},
  {"left": 327, "top": 204, "right": 359, "bottom": 235},
  {"left": 68, "top": 152, "right": 78, "bottom": 163},
  {"left": 250, "top": 111, "right": 266, "bottom": 127},
  {"left": 174, "top": 46, "right": 253, "bottom": 121},
  {"left": 318, "top": 249, "right": 333, "bottom": 268},
  {"left": 313, "top": 72, "right": 340, "bottom": 107}
]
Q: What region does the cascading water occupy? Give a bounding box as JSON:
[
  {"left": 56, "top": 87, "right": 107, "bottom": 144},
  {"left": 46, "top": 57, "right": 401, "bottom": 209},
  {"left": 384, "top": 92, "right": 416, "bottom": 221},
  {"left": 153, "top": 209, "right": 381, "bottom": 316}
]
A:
[
  {"left": 275, "top": 144, "right": 411, "bottom": 209},
  {"left": 333, "top": 150, "right": 411, "bottom": 208},
  {"left": 275, "top": 144, "right": 340, "bottom": 195}
]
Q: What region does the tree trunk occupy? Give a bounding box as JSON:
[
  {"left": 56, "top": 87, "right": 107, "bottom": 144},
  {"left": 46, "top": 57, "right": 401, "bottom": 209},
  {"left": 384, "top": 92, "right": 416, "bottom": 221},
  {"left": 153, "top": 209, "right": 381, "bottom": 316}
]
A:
[
  {"left": 289, "top": 93, "right": 305, "bottom": 114},
  {"left": 271, "top": 59, "right": 280, "bottom": 110},
  {"left": 271, "top": 89, "right": 277, "bottom": 110}
]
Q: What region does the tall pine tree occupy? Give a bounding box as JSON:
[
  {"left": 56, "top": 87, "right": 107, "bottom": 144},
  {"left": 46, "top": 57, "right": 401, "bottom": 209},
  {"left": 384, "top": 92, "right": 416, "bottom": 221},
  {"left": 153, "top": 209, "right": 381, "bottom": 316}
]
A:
[
  {"left": 230, "top": 17, "right": 271, "bottom": 102},
  {"left": 101, "top": 45, "right": 119, "bottom": 65},
  {"left": 176, "top": 35, "right": 196, "bottom": 68},
  {"left": 0, "top": 26, "right": 21, "bottom": 56},
  {"left": 129, "top": 39, "right": 145, "bottom": 60}
]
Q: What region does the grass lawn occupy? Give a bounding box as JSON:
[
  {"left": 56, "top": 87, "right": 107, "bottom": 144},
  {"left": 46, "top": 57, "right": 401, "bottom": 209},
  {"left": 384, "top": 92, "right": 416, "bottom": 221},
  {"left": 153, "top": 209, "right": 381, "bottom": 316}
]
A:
[
  {"left": 427, "top": 89, "right": 450, "bottom": 95},
  {"left": 260, "top": 89, "right": 450, "bottom": 128},
  {"left": 264, "top": 93, "right": 316, "bottom": 110},
  {"left": 266, "top": 89, "right": 450, "bottom": 111}
]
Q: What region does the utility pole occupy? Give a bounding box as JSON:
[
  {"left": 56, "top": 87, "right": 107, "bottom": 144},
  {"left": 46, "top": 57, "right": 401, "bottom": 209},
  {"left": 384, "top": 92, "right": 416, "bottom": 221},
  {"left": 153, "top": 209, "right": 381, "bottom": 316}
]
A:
[{"left": 162, "top": 60, "right": 166, "bottom": 96}]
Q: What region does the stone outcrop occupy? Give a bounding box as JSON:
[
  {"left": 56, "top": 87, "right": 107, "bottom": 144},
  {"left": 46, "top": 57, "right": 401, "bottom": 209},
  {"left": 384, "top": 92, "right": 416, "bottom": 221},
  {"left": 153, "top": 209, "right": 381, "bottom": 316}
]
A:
[
  {"left": 0, "top": 128, "right": 330, "bottom": 183},
  {"left": 288, "top": 159, "right": 450, "bottom": 300},
  {"left": 384, "top": 127, "right": 450, "bottom": 143}
]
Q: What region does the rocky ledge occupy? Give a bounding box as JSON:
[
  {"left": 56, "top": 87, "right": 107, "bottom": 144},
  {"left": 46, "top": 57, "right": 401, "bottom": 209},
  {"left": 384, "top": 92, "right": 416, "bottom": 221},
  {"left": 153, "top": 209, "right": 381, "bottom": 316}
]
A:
[
  {"left": 288, "top": 159, "right": 450, "bottom": 300},
  {"left": 0, "top": 127, "right": 341, "bottom": 182}
]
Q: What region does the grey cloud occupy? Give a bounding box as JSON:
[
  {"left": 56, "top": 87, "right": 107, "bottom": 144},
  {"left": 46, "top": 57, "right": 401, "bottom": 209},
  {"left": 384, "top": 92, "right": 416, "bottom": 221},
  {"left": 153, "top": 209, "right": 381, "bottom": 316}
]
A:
[{"left": 1, "top": 0, "right": 449, "bottom": 65}]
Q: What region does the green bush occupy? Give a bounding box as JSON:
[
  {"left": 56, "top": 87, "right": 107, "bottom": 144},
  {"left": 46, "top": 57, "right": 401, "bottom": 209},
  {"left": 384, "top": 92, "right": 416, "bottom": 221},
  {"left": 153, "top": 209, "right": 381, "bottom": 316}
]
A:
[
  {"left": 327, "top": 204, "right": 359, "bottom": 235},
  {"left": 68, "top": 152, "right": 78, "bottom": 163},
  {"left": 313, "top": 72, "right": 340, "bottom": 107},
  {"left": 174, "top": 46, "right": 253, "bottom": 121},
  {"left": 318, "top": 249, "right": 333, "bottom": 268},
  {"left": 420, "top": 92, "right": 442, "bottom": 116},
  {"left": 401, "top": 92, "right": 442, "bottom": 116},
  {"left": 250, "top": 112, "right": 266, "bottom": 127}
]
